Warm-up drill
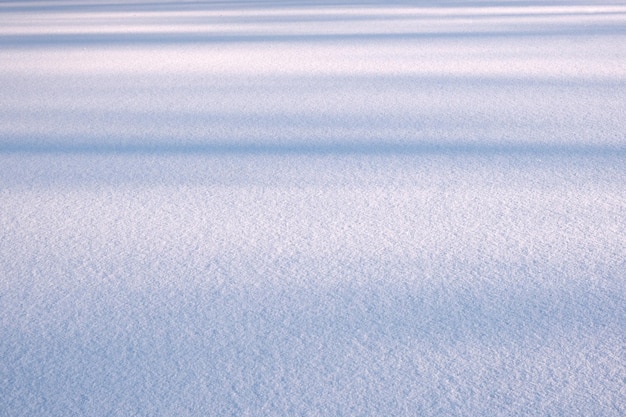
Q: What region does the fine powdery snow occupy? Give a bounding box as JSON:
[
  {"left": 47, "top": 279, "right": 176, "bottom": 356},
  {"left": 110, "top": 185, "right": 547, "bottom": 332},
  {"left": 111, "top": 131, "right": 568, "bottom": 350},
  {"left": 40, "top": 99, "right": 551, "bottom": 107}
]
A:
[{"left": 1, "top": 0, "right": 625, "bottom": 415}]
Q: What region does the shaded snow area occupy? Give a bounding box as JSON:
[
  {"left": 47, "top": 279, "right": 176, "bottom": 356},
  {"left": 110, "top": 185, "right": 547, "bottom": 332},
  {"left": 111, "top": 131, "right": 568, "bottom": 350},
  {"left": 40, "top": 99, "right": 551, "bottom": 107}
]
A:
[{"left": 2, "top": 0, "right": 626, "bottom": 415}]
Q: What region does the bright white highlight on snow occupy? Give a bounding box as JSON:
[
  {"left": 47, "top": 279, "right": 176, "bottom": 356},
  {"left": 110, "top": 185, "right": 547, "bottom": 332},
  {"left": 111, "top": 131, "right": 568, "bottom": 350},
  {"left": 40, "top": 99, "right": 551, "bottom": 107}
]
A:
[{"left": 1, "top": 0, "right": 625, "bottom": 415}]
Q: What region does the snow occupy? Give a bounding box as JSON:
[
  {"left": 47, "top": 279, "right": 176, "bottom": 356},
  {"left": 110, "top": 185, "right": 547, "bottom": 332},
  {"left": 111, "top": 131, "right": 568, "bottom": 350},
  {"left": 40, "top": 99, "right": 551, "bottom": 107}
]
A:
[{"left": 1, "top": 0, "right": 625, "bottom": 415}]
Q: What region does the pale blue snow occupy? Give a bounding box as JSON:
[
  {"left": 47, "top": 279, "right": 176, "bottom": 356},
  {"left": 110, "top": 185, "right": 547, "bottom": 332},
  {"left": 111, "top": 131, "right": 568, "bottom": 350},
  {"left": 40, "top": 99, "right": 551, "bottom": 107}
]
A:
[{"left": 1, "top": 1, "right": 625, "bottom": 415}]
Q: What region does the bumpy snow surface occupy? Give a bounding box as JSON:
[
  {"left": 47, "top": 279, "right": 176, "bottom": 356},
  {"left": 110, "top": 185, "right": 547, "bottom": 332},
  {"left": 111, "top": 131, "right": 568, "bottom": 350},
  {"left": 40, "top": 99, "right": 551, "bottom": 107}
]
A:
[{"left": 1, "top": 0, "right": 625, "bottom": 415}]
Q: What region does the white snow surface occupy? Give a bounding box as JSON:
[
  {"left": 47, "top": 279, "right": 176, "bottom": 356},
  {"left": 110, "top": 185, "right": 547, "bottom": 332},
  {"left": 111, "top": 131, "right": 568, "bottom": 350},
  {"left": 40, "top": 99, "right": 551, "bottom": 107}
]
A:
[{"left": 1, "top": 0, "right": 625, "bottom": 415}]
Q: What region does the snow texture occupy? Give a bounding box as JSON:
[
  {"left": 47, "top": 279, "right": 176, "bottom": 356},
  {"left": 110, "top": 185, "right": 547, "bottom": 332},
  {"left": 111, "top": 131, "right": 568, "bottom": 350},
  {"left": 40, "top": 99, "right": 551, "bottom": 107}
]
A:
[{"left": 1, "top": 0, "right": 625, "bottom": 415}]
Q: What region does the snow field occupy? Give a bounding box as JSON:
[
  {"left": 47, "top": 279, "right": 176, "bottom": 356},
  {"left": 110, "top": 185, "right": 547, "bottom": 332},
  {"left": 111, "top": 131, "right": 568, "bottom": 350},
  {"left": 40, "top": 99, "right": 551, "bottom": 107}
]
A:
[{"left": 1, "top": 1, "right": 625, "bottom": 415}]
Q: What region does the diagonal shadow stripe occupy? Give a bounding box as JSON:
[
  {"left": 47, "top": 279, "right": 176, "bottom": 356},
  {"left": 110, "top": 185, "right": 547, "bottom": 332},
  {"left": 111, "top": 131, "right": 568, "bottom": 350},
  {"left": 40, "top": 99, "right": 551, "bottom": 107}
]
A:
[
  {"left": 2, "top": 24, "right": 625, "bottom": 48},
  {"left": 1, "top": 140, "right": 625, "bottom": 156}
]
